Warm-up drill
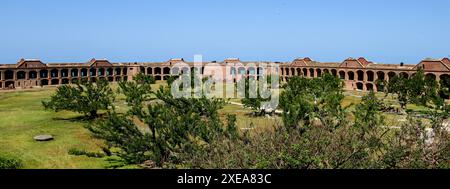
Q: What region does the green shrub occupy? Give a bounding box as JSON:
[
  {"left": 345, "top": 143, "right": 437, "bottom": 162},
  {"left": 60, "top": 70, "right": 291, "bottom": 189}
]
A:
[
  {"left": 68, "top": 148, "right": 105, "bottom": 158},
  {"left": 0, "top": 155, "right": 22, "bottom": 169}
]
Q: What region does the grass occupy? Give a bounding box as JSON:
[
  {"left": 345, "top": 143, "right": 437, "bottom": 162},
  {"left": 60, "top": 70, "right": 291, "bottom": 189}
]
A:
[{"left": 0, "top": 88, "right": 108, "bottom": 169}]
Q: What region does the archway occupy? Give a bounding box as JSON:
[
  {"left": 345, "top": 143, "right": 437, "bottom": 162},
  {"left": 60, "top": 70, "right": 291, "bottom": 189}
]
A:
[
  {"left": 248, "top": 67, "right": 256, "bottom": 75},
  {"left": 400, "top": 72, "right": 409, "bottom": 79},
  {"left": 40, "top": 70, "right": 48, "bottom": 78},
  {"left": 296, "top": 68, "right": 301, "bottom": 76},
  {"left": 98, "top": 68, "right": 105, "bottom": 76},
  {"left": 348, "top": 71, "right": 355, "bottom": 81},
  {"left": 61, "top": 69, "right": 69, "bottom": 78},
  {"left": 5, "top": 70, "right": 14, "bottom": 80},
  {"left": 331, "top": 69, "right": 337, "bottom": 77},
  {"left": 115, "top": 68, "right": 122, "bottom": 75},
  {"left": 366, "top": 83, "right": 374, "bottom": 91},
  {"left": 29, "top": 71, "right": 37, "bottom": 79},
  {"left": 339, "top": 71, "right": 346, "bottom": 80},
  {"left": 357, "top": 70, "right": 364, "bottom": 81},
  {"left": 107, "top": 68, "right": 113, "bottom": 76},
  {"left": 17, "top": 71, "right": 26, "bottom": 80},
  {"left": 238, "top": 67, "right": 246, "bottom": 75},
  {"left": 356, "top": 82, "right": 364, "bottom": 91},
  {"left": 155, "top": 75, "right": 162, "bottom": 80},
  {"left": 303, "top": 68, "right": 308, "bottom": 77},
  {"left": 71, "top": 69, "right": 79, "bottom": 77},
  {"left": 366, "top": 71, "right": 374, "bottom": 82},
  {"left": 89, "top": 68, "right": 96, "bottom": 77},
  {"left": 425, "top": 73, "right": 436, "bottom": 81},
  {"left": 290, "top": 68, "right": 295, "bottom": 76},
  {"left": 5, "top": 81, "right": 14, "bottom": 89},
  {"left": 309, "top": 68, "right": 315, "bottom": 77},
  {"left": 155, "top": 67, "right": 162, "bottom": 75},
  {"left": 123, "top": 68, "right": 128, "bottom": 75},
  {"left": 316, "top": 69, "right": 322, "bottom": 77},
  {"left": 285, "top": 68, "right": 290, "bottom": 76},
  {"left": 388, "top": 72, "right": 396, "bottom": 80},
  {"left": 147, "top": 67, "right": 153, "bottom": 75},
  {"left": 115, "top": 76, "right": 122, "bottom": 82},
  {"left": 51, "top": 79, "right": 60, "bottom": 85},
  {"left": 163, "top": 67, "right": 171, "bottom": 75},
  {"left": 376, "top": 71, "right": 385, "bottom": 81},
  {"left": 61, "top": 78, "right": 69, "bottom": 84}
]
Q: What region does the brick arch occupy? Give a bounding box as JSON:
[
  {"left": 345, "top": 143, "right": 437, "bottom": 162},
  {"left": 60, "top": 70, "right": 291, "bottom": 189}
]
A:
[
  {"left": 357, "top": 70, "right": 364, "bottom": 81},
  {"left": 4, "top": 70, "right": 14, "bottom": 80},
  {"left": 366, "top": 70, "right": 374, "bottom": 82},
  {"left": 61, "top": 69, "right": 69, "bottom": 78},
  {"left": 155, "top": 67, "right": 162, "bottom": 75},
  {"left": 296, "top": 68, "right": 302, "bottom": 76},
  {"left": 290, "top": 68, "right": 295, "bottom": 76},
  {"left": 348, "top": 71, "right": 355, "bottom": 81},
  {"left": 316, "top": 68, "right": 322, "bottom": 77},
  {"left": 338, "top": 70, "right": 346, "bottom": 80},
  {"left": 17, "top": 71, "right": 26, "bottom": 80},
  {"left": 302, "top": 68, "right": 308, "bottom": 77},
  {"left": 425, "top": 73, "right": 436, "bottom": 80},
  {"left": 400, "top": 72, "right": 409, "bottom": 78},
  {"left": 29, "top": 71, "right": 38, "bottom": 79},
  {"left": 40, "top": 70, "right": 49, "bottom": 78},
  {"left": 285, "top": 68, "right": 290, "bottom": 76},
  {"left": 366, "top": 83, "right": 374, "bottom": 91},
  {"left": 356, "top": 82, "right": 364, "bottom": 91},
  {"left": 388, "top": 72, "right": 396, "bottom": 80},
  {"left": 331, "top": 69, "right": 337, "bottom": 77},
  {"left": 376, "top": 71, "right": 385, "bottom": 81},
  {"left": 147, "top": 67, "right": 153, "bottom": 75},
  {"left": 309, "top": 68, "right": 315, "bottom": 77}
]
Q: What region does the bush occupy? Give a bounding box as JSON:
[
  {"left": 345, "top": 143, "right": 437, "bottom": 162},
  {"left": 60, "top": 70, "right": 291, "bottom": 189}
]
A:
[
  {"left": 0, "top": 155, "right": 22, "bottom": 169},
  {"left": 68, "top": 148, "right": 105, "bottom": 158}
]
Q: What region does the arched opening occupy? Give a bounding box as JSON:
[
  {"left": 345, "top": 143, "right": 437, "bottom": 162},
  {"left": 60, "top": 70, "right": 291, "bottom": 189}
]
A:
[
  {"left": 40, "top": 79, "right": 49, "bottom": 86},
  {"left": 98, "top": 68, "right": 105, "bottom": 76},
  {"left": 107, "top": 68, "right": 113, "bottom": 76},
  {"left": 316, "top": 69, "right": 322, "bottom": 77},
  {"left": 147, "top": 67, "right": 153, "bottom": 75},
  {"left": 61, "top": 78, "right": 69, "bottom": 84},
  {"left": 356, "top": 82, "right": 364, "bottom": 91},
  {"left": 108, "top": 77, "right": 114, "bottom": 82},
  {"left": 40, "top": 70, "right": 48, "bottom": 78},
  {"left": 323, "top": 69, "right": 329, "bottom": 74},
  {"left": 80, "top": 68, "right": 88, "bottom": 77},
  {"left": 280, "top": 68, "right": 284, "bottom": 75},
  {"left": 302, "top": 68, "right": 308, "bottom": 77},
  {"left": 348, "top": 71, "right": 355, "bottom": 81},
  {"left": 357, "top": 70, "right": 364, "bottom": 81},
  {"left": 366, "top": 71, "right": 374, "bottom": 82},
  {"left": 123, "top": 68, "right": 128, "bottom": 75},
  {"left": 366, "top": 83, "right": 374, "bottom": 91},
  {"left": 17, "top": 71, "right": 26, "bottom": 80},
  {"left": 296, "top": 68, "right": 301, "bottom": 76},
  {"left": 89, "top": 68, "right": 96, "bottom": 76},
  {"left": 388, "top": 72, "right": 396, "bottom": 80},
  {"left": 425, "top": 73, "right": 436, "bottom": 81},
  {"left": 309, "top": 68, "right": 315, "bottom": 77},
  {"left": 0, "top": 82, "right": 2, "bottom": 88},
  {"left": 331, "top": 69, "right": 337, "bottom": 77},
  {"left": 71, "top": 69, "right": 79, "bottom": 77},
  {"left": 5, "top": 81, "right": 14, "bottom": 89},
  {"left": 5, "top": 70, "right": 14, "bottom": 80},
  {"left": 285, "top": 68, "right": 290, "bottom": 76},
  {"left": 230, "top": 67, "right": 237, "bottom": 75},
  {"left": 400, "top": 72, "right": 409, "bottom": 79},
  {"left": 115, "top": 68, "right": 122, "bottom": 75},
  {"left": 163, "top": 75, "right": 169, "bottom": 80},
  {"left": 154, "top": 67, "right": 161, "bottom": 75},
  {"left": 339, "top": 71, "right": 346, "bottom": 80},
  {"left": 140, "top": 66, "right": 145, "bottom": 74},
  {"left": 29, "top": 71, "right": 37, "bottom": 79},
  {"left": 290, "top": 68, "right": 295, "bottom": 76},
  {"left": 376, "top": 71, "right": 385, "bottom": 81},
  {"left": 115, "top": 76, "right": 122, "bottom": 82},
  {"left": 51, "top": 79, "right": 60, "bottom": 85},
  {"left": 163, "top": 67, "right": 170, "bottom": 75},
  {"left": 155, "top": 75, "right": 162, "bottom": 80},
  {"left": 61, "top": 69, "right": 69, "bottom": 78}
]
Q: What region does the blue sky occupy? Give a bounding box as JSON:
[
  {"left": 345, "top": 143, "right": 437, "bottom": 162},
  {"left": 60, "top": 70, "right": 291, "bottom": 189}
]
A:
[{"left": 0, "top": 0, "right": 449, "bottom": 64}]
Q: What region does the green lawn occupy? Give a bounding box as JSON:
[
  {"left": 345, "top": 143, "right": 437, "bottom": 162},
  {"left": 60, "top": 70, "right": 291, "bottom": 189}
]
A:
[{"left": 0, "top": 88, "right": 107, "bottom": 169}]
